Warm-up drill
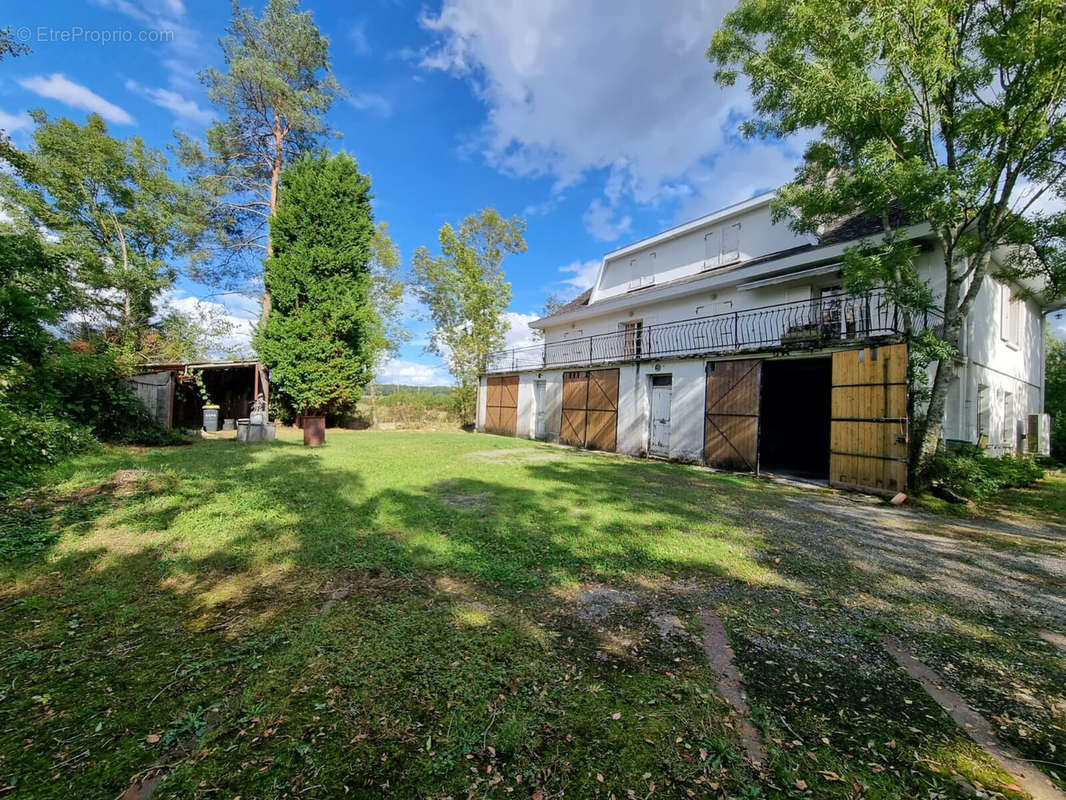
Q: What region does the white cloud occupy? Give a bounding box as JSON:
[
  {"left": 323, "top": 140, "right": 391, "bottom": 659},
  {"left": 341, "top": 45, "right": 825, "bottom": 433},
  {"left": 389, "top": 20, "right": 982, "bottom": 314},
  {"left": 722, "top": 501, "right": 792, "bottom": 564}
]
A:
[
  {"left": 583, "top": 199, "right": 632, "bottom": 242},
  {"left": 93, "top": 0, "right": 205, "bottom": 95},
  {"left": 376, "top": 358, "right": 450, "bottom": 386},
  {"left": 0, "top": 109, "right": 33, "bottom": 133},
  {"left": 19, "top": 74, "right": 134, "bottom": 125},
  {"left": 1049, "top": 312, "right": 1066, "bottom": 340},
  {"left": 125, "top": 80, "right": 212, "bottom": 125},
  {"left": 673, "top": 141, "right": 803, "bottom": 223},
  {"left": 162, "top": 291, "right": 258, "bottom": 358},
  {"left": 349, "top": 20, "right": 371, "bottom": 56},
  {"left": 558, "top": 259, "right": 601, "bottom": 292},
  {"left": 502, "top": 311, "right": 540, "bottom": 351},
  {"left": 418, "top": 0, "right": 789, "bottom": 227},
  {"left": 348, "top": 92, "right": 393, "bottom": 118}
]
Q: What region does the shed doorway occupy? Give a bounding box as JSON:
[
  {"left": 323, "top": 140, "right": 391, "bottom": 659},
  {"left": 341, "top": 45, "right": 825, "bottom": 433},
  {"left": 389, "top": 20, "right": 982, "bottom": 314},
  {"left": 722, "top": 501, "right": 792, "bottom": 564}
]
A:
[{"left": 758, "top": 357, "right": 832, "bottom": 480}]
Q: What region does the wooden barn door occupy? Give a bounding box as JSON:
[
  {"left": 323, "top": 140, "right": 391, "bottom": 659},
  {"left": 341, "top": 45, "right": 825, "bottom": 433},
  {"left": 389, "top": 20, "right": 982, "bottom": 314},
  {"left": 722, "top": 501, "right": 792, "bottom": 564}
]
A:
[
  {"left": 829, "top": 344, "right": 908, "bottom": 495},
  {"left": 561, "top": 369, "right": 619, "bottom": 451},
  {"left": 561, "top": 371, "right": 588, "bottom": 446},
  {"left": 586, "top": 369, "right": 619, "bottom": 451},
  {"left": 485, "top": 375, "right": 518, "bottom": 436},
  {"left": 704, "top": 359, "right": 762, "bottom": 472}
]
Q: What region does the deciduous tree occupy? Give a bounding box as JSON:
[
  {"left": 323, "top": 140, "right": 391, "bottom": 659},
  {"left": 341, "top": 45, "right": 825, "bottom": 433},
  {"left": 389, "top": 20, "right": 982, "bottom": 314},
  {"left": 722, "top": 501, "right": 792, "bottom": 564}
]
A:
[
  {"left": 1047, "top": 331, "right": 1066, "bottom": 458},
  {"left": 709, "top": 0, "right": 1066, "bottom": 472},
  {"left": 412, "top": 209, "right": 525, "bottom": 424},
  {"left": 3, "top": 113, "right": 196, "bottom": 358}
]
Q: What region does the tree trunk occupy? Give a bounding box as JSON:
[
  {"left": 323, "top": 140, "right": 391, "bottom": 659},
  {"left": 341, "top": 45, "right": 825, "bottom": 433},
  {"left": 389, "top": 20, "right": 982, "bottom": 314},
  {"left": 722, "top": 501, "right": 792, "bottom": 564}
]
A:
[
  {"left": 914, "top": 332, "right": 960, "bottom": 468},
  {"left": 261, "top": 111, "right": 285, "bottom": 325},
  {"left": 911, "top": 248, "right": 991, "bottom": 483},
  {"left": 369, "top": 381, "right": 377, "bottom": 427}
]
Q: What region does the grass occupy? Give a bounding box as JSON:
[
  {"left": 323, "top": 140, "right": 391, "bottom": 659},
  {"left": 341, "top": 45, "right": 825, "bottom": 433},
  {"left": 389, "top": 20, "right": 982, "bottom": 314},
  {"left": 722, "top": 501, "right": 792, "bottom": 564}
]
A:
[
  {"left": 911, "top": 466, "right": 1066, "bottom": 525},
  {"left": 1, "top": 430, "right": 1064, "bottom": 799}
]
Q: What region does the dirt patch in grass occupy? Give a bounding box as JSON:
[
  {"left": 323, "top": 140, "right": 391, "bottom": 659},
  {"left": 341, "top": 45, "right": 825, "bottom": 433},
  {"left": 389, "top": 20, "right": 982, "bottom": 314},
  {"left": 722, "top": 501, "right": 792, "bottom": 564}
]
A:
[
  {"left": 463, "top": 446, "right": 566, "bottom": 464},
  {"left": 574, "top": 585, "right": 639, "bottom": 622},
  {"left": 317, "top": 567, "right": 410, "bottom": 615}
]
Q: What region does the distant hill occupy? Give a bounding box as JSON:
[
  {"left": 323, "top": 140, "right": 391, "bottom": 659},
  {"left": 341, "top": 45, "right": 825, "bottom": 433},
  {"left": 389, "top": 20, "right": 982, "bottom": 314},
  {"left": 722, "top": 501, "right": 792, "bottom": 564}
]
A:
[{"left": 371, "top": 383, "right": 453, "bottom": 396}]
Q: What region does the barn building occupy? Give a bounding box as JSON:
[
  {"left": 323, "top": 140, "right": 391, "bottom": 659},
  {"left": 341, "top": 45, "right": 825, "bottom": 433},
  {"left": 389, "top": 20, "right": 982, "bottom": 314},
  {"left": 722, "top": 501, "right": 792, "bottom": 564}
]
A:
[{"left": 476, "top": 193, "right": 1053, "bottom": 496}]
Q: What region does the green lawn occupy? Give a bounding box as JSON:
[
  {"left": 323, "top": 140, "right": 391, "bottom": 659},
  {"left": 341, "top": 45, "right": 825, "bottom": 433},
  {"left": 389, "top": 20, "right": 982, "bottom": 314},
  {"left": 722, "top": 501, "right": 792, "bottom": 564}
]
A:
[{"left": 2, "top": 431, "right": 1064, "bottom": 799}]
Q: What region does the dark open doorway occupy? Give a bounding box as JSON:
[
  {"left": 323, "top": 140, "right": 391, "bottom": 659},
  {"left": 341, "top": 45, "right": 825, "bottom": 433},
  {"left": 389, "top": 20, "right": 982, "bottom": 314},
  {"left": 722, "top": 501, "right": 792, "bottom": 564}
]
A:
[
  {"left": 172, "top": 364, "right": 257, "bottom": 429},
  {"left": 759, "top": 357, "right": 832, "bottom": 479}
]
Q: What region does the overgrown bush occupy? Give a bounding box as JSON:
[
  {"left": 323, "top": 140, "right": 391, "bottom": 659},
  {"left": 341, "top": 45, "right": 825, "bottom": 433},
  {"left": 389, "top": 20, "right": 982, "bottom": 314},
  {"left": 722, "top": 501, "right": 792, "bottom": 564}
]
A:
[
  {"left": 0, "top": 403, "right": 96, "bottom": 494},
  {"left": 924, "top": 444, "right": 1045, "bottom": 501},
  {"left": 0, "top": 343, "right": 183, "bottom": 496}
]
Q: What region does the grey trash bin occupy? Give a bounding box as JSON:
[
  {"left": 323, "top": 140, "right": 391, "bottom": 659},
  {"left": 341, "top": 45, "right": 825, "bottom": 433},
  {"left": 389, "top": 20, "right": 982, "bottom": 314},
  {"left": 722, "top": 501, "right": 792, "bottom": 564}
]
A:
[{"left": 202, "top": 405, "right": 220, "bottom": 432}]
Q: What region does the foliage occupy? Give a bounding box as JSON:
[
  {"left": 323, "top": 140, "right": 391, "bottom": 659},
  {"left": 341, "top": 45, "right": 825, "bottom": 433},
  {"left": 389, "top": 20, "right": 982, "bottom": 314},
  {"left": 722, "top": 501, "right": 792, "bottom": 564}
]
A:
[
  {"left": 0, "top": 225, "right": 78, "bottom": 366},
  {"left": 708, "top": 0, "right": 1066, "bottom": 467},
  {"left": 178, "top": 0, "right": 341, "bottom": 291},
  {"left": 0, "top": 344, "right": 181, "bottom": 495},
  {"left": 925, "top": 444, "right": 1045, "bottom": 500},
  {"left": 1047, "top": 332, "right": 1066, "bottom": 459},
  {"left": 138, "top": 300, "right": 238, "bottom": 364},
  {"left": 2, "top": 432, "right": 1063, "bottom": 798},
  {"left": 367, "top": 222, "right": 410, "bottom": 374},
  {"left": 0, "top": 403, "right": 95, "bottom": 496},
  {"left": 2, "top": 113, "right": 197, "bottom": 348},
  {"left": 412, "top": 209, "right": 525, "bottom": 423},
  {"left": 254, "top": 152, "right": 376, "bottom": 416}
]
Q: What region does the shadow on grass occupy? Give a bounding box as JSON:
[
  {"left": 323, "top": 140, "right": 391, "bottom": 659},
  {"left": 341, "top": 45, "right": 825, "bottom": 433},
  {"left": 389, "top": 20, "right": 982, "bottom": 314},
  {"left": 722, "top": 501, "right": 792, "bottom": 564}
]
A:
[{"left": 2, "top": 434, "right": 1065, "bottom": 798}]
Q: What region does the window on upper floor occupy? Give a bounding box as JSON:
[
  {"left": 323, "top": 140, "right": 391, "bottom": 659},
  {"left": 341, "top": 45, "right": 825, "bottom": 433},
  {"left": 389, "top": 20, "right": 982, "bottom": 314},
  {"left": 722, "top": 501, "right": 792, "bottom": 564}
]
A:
[
  {"left": 999, "top": 283, "right": 1023, "bottom": 348},
  {"left": 722, "top": 222, "right": 741, "bottom": 263},
  {"left": 703, "top": 230, "right": 719, "bottom": 270},
  {"left": 620, "top": 320, "right": 643, "bottom": 359}
]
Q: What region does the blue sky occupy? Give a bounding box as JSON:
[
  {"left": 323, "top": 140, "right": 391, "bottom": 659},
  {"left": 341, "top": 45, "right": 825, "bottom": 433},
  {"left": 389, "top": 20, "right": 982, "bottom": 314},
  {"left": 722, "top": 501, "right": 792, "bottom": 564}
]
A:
[{"left": 1, "top": 0, "right": 811, "bottom": 383}]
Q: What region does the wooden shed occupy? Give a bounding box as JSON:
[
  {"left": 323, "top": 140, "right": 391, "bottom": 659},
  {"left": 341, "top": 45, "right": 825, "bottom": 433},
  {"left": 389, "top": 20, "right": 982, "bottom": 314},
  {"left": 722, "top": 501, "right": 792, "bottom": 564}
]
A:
[{"left": 131, "top": 359, "right": 270, "bottom": 430}]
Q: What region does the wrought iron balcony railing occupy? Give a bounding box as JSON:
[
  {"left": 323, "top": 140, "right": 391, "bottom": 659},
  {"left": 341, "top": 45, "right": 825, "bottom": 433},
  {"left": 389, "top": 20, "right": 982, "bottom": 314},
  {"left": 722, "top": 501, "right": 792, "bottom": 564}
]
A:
[{"left": 485, "top": 290, "right": 942, "bottom": 373}]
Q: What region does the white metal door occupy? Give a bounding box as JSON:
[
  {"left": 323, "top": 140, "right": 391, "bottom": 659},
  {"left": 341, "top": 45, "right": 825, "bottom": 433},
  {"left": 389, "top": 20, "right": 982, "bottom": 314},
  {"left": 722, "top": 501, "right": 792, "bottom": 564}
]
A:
[
  {"left": 534, "top": 380, "right": 547, "bottom": 439},
  {"left": 649, "top": 377, "right": 671, "bottom": 457}
]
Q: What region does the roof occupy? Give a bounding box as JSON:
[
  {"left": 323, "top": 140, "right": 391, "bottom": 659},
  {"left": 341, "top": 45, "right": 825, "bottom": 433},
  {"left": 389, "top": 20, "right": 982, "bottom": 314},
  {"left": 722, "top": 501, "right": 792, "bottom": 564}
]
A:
[
  {"left": 533, "top": 196, "right": 924, "bottom": 329},
  {"left": 535, "top": 288, "right": 592, "bottom": 326},
  {"left": 818, "top": 204, "right": 912, "bottom": 244},
  {"left": 135, "top": 358, "right": 260, "bottom": 374}
]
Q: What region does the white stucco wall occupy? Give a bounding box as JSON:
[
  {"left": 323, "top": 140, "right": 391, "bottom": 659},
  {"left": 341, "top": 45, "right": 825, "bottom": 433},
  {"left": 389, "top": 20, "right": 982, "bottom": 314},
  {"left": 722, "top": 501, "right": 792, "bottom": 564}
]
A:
[
  {"left": 516, "top": 373, "right": 536, "bottom": 439},
  {"left": 593, "top": 198, "right": 807, "bottom": 303},
  {"left": 481, "top": 214, "right": 1051, "bottom": 461},
  {"left": 475, "top": 374, "right": 487, "bottom": 431}
]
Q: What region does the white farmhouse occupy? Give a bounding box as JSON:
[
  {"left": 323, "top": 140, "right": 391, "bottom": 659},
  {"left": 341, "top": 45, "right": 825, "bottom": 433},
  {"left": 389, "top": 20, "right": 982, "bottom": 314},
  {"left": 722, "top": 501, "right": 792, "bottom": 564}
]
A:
[{"left": 477, "top": 192, "right": 1053, "bottom": 496}]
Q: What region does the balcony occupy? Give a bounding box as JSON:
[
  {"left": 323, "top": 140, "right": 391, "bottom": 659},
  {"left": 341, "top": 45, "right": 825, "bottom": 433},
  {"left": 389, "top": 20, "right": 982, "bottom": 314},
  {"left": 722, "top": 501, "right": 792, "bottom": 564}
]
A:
[{"left": 484, "top": 290, "right": 943, "bottom": 374}]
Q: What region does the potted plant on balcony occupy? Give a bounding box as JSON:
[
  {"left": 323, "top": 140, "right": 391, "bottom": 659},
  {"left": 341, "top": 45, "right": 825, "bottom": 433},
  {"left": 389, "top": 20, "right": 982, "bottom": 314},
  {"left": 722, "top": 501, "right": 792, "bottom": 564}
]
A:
[{"left": 254, "top": 152, "right": 377, "bottom": 447}]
